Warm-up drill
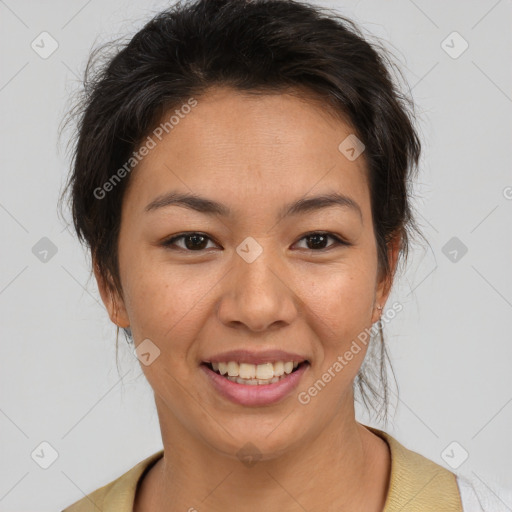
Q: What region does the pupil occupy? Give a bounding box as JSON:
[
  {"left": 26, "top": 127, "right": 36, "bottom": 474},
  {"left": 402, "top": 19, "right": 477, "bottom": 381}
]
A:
[
  {"left": 185, "top": 234, "right": 207, "bottom": 250},
  {"left": 308, "top": 234, "right": 327, "bottom": 249}
]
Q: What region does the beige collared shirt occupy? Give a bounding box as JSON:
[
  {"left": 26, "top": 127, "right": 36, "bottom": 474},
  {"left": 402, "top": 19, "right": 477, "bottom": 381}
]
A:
[{"left": 62, "top": 426, "right": 465, "bottom": 511}]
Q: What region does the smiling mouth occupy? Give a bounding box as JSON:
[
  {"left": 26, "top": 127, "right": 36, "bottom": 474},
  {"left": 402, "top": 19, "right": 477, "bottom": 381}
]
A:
[{"left": 201, "top": 360, "right": 310, "bottom": 386}]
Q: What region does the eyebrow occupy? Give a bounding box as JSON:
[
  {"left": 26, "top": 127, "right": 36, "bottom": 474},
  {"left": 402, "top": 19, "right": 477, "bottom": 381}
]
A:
[{"left": 144, "top": 191, "right": 363, "bottom": 223}]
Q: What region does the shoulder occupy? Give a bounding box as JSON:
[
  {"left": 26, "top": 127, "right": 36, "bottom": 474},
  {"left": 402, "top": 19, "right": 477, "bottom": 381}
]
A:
[
  {"left": 61, "top": 450, "right": 164, "bottom": 512},
  {"left": 61, "top": 479, "right": 112, "bottom": 512},
  {"left": 365, "top": 425, "right": 463, "bottom": 510},
  {"left": 365, "top": 425, "right": 512, "bottom": 512},
  {"left": 457, "top": 473, "right": 512, "bottom": 512}
]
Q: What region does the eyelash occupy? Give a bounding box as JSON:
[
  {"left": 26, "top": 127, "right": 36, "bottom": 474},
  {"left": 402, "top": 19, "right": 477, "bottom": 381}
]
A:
[{"left": 161, "top": 231, "right": 350, "bottom": 252}]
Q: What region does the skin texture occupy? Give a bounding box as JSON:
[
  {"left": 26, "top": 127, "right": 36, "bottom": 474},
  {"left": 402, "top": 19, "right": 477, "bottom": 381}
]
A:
[{"left": 95, "top": 86, "right": 399, "bottom": 511}]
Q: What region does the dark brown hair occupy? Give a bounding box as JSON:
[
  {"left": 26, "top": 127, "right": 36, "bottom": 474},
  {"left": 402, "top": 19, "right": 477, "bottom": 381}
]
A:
[{"left": 59, "top": 0, "right": 426, "bottom": 424}]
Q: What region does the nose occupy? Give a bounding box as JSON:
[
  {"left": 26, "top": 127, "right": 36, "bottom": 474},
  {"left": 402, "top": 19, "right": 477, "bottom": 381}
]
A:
[{"left": 216, "top": 249, "right": 298, "bottom": 333}]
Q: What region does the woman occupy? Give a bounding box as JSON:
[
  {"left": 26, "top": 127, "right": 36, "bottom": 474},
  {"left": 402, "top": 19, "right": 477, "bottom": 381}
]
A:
[{"left": 59, "top": 0, "right": 507, "bottom": 510}]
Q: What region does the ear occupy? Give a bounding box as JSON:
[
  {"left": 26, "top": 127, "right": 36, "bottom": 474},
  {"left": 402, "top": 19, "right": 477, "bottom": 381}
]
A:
[
  {"left": 371, "top": 232, "right": 401, "bottom": 325},
  {"left": 93, "top": 257, "right": 130, "bottom": 328}
]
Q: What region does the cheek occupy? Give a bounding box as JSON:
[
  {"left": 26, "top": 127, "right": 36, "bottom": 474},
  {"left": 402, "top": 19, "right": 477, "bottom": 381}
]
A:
[
  {"left": 301, "top": 257, "right": 377, "bottom": 339},
  {"left": 297, "top": 264, "right": 377, "bottom": 396},
  {"left": 120, "top": 259, "right": 210, "bottom": 352}
]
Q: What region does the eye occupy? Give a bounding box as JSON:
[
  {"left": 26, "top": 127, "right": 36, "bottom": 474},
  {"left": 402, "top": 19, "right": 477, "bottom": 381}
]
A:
[
  {"left": 161, "top": 231, "right": 350, "bottom": 253},
  {"left": 294, "top": 231, "right": 350, "bottom": 251},
  {"left": 161, "top": 232, "right": 218, "bottom": 251}
]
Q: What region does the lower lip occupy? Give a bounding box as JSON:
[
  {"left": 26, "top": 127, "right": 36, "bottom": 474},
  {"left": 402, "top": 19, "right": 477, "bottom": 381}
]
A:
[{"left": 200, "top": 363, "right": 309, "bottom": 406}]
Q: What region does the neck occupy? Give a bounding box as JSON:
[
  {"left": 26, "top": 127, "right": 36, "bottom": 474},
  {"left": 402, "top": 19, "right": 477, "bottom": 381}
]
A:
[{"left": 135, "top": 395, "right": 390, "bottom": 512}]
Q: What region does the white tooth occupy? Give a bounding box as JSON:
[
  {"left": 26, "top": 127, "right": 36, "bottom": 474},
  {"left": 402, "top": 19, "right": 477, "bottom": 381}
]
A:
[
  {"left": 256, "top": 362, "right": 274, "bottom": 380},
  {"left": 227, "top": 361, "right": 239, "bottom": 377},
  {"left": 223, "top": 373, "right": 289, "bottom": 385},
  {"left": 273, "top": 361, "right": 284, "bottom": 376},
  {"left": 239, "top": 363, "right": 256, "bottom": 379},
  {"left": 218, "top": 361, "right": 300, "bottom": 382}
]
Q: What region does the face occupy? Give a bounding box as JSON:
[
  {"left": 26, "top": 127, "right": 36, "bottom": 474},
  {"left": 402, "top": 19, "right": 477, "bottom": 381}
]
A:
[{"left": 96, "top": 86, "right": 398, "bottom": 459}]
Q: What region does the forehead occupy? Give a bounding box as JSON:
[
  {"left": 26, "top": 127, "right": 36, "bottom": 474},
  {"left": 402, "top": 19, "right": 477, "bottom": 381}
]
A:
[{"left": 123, "top": 86, "right": 370, "bottom": 219}]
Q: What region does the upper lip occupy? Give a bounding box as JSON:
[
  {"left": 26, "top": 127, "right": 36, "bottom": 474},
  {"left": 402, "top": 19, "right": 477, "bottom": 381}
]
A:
[{"left": 202, "top": 349, "right": 309, "bottom": 366}]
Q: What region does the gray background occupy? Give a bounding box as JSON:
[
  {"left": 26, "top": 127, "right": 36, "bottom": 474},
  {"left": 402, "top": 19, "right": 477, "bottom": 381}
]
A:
[{"left": 0, "top": 0, "right": 511, "bottom": 510}]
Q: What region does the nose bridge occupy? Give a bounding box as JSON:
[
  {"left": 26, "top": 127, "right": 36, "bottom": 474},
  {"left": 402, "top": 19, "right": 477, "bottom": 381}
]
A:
[
  {"left": 218, "top": 237, "right": 296, "bottom": 331},
  {"left": 237, "top": 243, "right": 279, "bottom": 292},
  {"left": 235, "top": 237, "right": 285, "bottom": 298}
]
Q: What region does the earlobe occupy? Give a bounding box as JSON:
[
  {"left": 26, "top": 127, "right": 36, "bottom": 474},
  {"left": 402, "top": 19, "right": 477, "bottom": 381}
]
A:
[
  {"left": 107, "top": 287, "right": 130, "bottom": 329},
  {"left": 92, "top": 258, "right": 130, "bottom": 328},
  {"left": 372, "top": 233, "right": 401, "bottom": 324}
]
